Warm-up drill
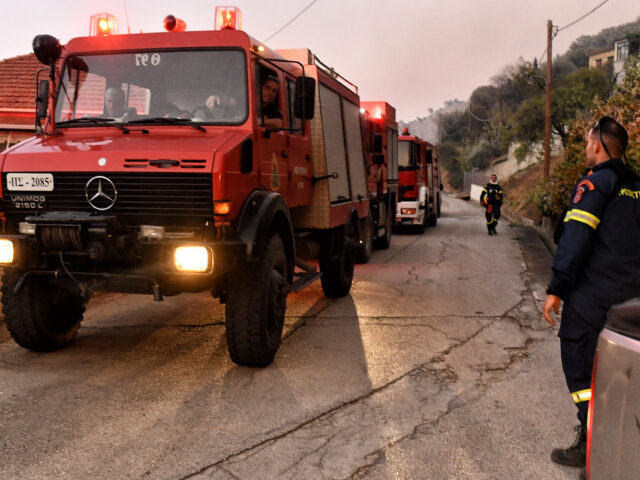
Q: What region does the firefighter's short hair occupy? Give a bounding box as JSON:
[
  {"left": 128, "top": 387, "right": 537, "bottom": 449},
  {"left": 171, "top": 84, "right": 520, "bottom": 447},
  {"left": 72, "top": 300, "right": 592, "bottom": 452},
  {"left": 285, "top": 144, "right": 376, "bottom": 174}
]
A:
[{"left": 263, "top": 74, "right": 279, "bottom": 85}]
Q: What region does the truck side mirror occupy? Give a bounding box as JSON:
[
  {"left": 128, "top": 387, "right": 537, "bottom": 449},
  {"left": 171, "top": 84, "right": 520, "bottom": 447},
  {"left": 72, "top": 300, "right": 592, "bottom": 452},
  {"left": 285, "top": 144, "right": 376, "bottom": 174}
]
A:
[
  {"left": 373, "top": 133, "right": 383, "bottom": 153},
  {"left": 426, "top": 150, "right": 433, "bottom": 165},
  {"left": 373, "top": 153, "right": 385, "bottom": 165},
  {"left": 294, "top": 76, "right": 315, "bottom": 120},
  {"left": 35, "top": 79, "right": 49, "bottom": 131}
]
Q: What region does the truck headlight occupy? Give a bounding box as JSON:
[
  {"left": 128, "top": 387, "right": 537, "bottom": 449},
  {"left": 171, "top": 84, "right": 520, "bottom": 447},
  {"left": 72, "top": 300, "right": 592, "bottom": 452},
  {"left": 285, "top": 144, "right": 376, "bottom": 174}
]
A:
[
  {"left": 0, "top": 239, "right": 14, "bottom": 264},
  {"left": 174, "top": 246, "right": 211, "bottom": 273},
  {"left": 401, "top": 208, "right": 417, "bottom": 215}
]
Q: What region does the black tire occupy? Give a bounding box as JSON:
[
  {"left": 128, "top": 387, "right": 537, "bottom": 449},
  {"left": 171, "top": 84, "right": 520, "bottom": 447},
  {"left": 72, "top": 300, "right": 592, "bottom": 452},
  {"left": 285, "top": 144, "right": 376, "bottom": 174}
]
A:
[
  {"left": 428, "top": 211, "right": 438, "bottom": 227},
  {"left": 320, "top": 223, "right": 355, "bottom": 298},
  {"left": 437, "top": 193, "right": 442, "bottom": 217},
  {"left": 373, "top": 207, "right": 392, "bottom": 250},
  {"left": 1, "top": 274, "right": 85, "bottom": 351},
  {"left": 355, "top": 212, "right": 373, "bottom": 264},
  {"left": 225, "top": 233, "right": 288, "bottom": 367}
]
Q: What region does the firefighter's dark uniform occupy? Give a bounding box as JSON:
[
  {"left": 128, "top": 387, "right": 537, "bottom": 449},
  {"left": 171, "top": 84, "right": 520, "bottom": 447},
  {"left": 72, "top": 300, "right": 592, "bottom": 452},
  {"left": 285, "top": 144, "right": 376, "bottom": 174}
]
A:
[
  {"left": 480, "top": 182, "right": 503, "bottom": 234},
  {"left": 547, "top": 157, "right": 640, "bottom": 426}
]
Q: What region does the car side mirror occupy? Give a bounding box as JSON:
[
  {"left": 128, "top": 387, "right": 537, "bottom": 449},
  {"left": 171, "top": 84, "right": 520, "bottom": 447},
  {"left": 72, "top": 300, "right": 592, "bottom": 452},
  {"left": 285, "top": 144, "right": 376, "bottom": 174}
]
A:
[{"left": 294, "top": 76, "right": 315, "bottom": 120}]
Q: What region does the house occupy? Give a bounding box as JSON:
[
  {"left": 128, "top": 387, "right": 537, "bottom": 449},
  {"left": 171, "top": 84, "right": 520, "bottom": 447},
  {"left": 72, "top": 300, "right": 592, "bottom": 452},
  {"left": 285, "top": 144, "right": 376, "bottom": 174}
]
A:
[
  {"left": 588, "top": 46, "right": 615, "bottom": 69},
  {"left": 588, "top": 36, "right": 637, "bottom": 83},
  {"left": 0, "top": 53, "right": 42, "bottom": 150},
  {"left": 613, "top": 38, "right": 630, "bottom": 82}
]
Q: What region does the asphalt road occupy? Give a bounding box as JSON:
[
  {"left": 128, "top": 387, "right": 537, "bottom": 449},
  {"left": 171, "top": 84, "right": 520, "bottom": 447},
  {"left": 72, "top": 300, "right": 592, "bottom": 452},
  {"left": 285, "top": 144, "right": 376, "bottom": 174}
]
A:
[{"left": 0, "top": 195, "right": 583, "bottom": 480}]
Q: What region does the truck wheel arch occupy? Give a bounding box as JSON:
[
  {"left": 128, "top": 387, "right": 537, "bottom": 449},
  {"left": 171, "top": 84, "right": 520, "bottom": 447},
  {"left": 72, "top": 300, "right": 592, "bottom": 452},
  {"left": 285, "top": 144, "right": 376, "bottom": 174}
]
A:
[{"left": 235, "top": 190, "right": 295, "bottom": 283}]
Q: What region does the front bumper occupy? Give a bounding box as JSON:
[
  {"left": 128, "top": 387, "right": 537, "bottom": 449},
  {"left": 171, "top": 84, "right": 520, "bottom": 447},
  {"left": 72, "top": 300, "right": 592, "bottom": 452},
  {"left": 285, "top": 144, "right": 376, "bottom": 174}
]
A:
[
  {"left": 396, "top": 200, "right": 423, "bottom": 225},
  {"left": 0, "top": 215, "right": 246, "bottom": 297}
]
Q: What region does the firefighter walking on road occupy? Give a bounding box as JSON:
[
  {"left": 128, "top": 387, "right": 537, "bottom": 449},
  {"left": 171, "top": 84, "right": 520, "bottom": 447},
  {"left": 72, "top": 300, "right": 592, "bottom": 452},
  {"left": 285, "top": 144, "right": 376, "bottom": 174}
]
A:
[
  {"left": 543, "top": 116, "right": 640, "bottom": 471},
  {"left": 480, "top": 174, "right": 503, "bottom": 235}
]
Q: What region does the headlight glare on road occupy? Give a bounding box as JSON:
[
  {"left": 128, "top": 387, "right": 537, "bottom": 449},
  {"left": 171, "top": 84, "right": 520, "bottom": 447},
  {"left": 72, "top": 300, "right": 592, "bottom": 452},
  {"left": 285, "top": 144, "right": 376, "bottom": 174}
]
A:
[
  {"left": 0, "top": 239, "right": 14, "bottom": 264},
  {"left": 174, "top": 246, "right": 211, "bottom": 273}
]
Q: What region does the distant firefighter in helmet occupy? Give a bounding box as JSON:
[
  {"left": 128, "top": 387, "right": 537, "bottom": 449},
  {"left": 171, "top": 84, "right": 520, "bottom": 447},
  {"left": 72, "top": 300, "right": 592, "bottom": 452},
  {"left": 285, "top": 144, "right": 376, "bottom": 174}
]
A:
[{"left": 480, "top": 174, "right": 503, "bottom": 235}]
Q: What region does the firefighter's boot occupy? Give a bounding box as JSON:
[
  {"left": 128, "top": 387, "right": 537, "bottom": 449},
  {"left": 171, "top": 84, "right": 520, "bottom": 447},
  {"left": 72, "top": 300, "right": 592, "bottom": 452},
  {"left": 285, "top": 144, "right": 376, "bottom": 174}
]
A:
[{"left": 550, "top": 425, "right": 586, "bottom": 467}]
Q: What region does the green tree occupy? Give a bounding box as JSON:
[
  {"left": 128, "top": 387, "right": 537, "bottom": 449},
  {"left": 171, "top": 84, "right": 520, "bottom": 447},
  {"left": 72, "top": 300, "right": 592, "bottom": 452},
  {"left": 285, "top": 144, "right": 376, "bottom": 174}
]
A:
[{"left": 534, "top": 58, "right": 640, "bottom": 218}]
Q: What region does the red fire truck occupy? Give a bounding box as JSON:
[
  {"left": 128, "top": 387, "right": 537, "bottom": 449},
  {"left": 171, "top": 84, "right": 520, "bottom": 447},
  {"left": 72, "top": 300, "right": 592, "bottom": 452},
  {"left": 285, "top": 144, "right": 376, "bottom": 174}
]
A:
[
  {"left": 355, "top": 101, "right": 398, "bottom": 262},
  {"left": 0, "top": 9, "right": 371, "bottom": 367},
  {"left": 396, "top": 129, "right": 441, "bottom": 232}
]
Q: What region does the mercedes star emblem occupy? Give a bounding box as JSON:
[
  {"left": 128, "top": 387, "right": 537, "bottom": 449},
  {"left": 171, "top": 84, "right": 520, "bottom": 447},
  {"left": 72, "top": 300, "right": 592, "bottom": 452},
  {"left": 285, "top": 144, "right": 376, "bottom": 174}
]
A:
[{"left": 85, "top": 176, "right": 118, "bottom": 211}]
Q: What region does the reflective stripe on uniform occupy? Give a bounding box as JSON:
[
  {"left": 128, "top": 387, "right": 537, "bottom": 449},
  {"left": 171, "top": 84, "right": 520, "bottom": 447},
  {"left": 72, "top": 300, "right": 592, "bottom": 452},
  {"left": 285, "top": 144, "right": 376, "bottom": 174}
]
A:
[
  {"left": 564, "top": 209, "right": 600, "bottom": 230},
  {"left": 571, "top": 389, "right": 592, "bottom": 403}
]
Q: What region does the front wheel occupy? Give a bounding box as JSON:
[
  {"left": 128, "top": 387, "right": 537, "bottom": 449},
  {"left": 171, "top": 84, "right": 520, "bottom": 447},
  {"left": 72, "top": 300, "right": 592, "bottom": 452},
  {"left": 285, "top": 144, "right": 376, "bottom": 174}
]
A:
[
  {"left": 2, "top": 274, "right": 85, "bottom": 351},
  {"left": 320, "top": 223, "right": 355, "bottom": 298},
  {"left": 225, "top": 233, "right": 288, "bottom": 367}
]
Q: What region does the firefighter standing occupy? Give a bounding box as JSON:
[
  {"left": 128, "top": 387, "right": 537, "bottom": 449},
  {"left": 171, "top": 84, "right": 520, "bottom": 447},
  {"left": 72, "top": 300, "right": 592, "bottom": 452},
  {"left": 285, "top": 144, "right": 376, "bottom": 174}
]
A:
[
  {"left": 543, "top": 116, "right": 640, "bottom": 470},
  {"left": 480, "top": 174, "right": 503, "bottom": 235}
]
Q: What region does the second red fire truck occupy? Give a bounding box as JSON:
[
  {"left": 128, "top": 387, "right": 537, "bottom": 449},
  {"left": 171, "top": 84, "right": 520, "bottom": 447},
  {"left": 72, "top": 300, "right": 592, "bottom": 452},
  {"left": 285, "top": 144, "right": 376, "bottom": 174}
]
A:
[{"left": 356, "top": 101, "right": 398, "bottom": 262}]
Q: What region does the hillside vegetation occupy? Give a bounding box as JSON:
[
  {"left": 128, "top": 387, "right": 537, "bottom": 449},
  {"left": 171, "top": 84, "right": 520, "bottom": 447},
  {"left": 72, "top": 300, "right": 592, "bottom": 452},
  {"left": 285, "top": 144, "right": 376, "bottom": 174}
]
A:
[{"left": 431, "top": 17, "right": 640, "bottom": 220}]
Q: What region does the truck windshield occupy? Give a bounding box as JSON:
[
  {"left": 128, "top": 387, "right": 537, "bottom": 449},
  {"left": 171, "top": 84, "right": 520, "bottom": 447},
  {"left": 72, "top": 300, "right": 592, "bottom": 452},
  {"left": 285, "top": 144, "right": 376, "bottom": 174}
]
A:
[
  {"left": 398, "top": 141, "right": 415, "bottom": 169},
  {"left": 55, "top": 49, "right": 247, "bottom": 126}
]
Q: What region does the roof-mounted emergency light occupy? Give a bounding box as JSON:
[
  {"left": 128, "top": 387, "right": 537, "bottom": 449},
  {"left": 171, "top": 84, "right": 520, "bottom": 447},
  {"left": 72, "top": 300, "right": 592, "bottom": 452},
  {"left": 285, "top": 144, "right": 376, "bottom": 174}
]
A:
[
  {"left": 90, "top": 13, "right": 118, "bottom": 36},
  {"left": 164, "top": 15, "right": 187, "bottom": 32},
  {"left": 215, "top": 6, "right": 242, "bottom": 30}
]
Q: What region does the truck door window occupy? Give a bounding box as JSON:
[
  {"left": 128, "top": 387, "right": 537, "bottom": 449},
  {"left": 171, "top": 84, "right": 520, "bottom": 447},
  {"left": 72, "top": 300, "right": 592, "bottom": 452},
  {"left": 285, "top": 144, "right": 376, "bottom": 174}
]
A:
[{"left": 257, "top": 66, "right": 283, "bottom": 129}]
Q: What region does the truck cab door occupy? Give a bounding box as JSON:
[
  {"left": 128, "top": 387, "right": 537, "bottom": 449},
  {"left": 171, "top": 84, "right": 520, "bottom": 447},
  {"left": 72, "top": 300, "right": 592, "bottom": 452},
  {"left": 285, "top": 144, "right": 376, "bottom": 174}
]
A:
[{"left": 256, "top": 68, "right": 289, "bottom": 198}]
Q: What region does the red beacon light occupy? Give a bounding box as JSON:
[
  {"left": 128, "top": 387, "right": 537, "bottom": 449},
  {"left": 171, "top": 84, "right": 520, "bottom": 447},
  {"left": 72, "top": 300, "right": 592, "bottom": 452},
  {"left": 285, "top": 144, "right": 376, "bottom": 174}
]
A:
[
  {"left": 90, "top": 13, "right": 118, "bottom": 36},
  {"left": 164, "top": 15, "right": 187, "bottom": 32},
  {"left": 215, "top": 6, "right": 242, "bottom": 30}
]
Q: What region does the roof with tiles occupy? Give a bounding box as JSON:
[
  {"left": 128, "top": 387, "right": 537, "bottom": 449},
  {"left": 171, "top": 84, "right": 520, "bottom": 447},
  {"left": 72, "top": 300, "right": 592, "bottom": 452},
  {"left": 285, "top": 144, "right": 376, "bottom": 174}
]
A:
[{"left": 0, "top": 53, "right": 42, "bottom": 127}]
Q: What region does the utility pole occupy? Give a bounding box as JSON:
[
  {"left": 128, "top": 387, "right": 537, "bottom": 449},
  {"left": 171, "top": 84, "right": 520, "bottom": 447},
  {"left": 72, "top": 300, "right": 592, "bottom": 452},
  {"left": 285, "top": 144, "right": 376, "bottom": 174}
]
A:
[{"left": 543, "top": 20, "right": 553, "bottom": 180}]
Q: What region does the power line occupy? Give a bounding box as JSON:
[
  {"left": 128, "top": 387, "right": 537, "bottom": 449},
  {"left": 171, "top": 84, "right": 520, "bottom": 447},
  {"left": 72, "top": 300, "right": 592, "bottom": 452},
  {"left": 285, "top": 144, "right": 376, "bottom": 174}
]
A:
[
  {"left": 536, "top": 0, "right": 610, "bottom": 64},
  {"left": 263, "top": 0, "right": 320, "bottom": 43},
  {"left": 557, "top": 0, "right": 610, "bottom": 32}
]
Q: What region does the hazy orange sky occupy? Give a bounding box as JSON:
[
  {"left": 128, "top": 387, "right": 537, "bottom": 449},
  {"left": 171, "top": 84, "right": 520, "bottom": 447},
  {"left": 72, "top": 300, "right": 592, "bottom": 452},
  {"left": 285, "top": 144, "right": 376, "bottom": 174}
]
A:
[{"left": 1, "top": 0, "right": 638, "bottom": 121}]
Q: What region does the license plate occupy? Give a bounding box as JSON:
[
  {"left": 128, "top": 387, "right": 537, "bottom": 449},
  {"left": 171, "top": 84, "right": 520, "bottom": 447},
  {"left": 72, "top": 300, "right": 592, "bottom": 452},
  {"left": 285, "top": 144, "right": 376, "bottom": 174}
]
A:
[{"left": 6, "top": 173, "right": 54, "bottom": 191}]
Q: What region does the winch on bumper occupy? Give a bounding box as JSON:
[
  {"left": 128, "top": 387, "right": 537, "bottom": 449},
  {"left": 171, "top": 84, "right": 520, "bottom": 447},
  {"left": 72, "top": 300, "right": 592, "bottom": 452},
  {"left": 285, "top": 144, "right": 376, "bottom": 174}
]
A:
[{"left": 0, "top": 211, "right": 244, "bottom": 299}]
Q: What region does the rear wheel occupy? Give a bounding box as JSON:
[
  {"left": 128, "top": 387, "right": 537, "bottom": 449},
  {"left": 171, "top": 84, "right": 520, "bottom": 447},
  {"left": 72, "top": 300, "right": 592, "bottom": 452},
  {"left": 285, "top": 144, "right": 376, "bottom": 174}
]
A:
[
  {"left": 356, "top": 212, "right": 373, "bottom": 263},
  {"left": 2, "top": 274, "right": 85, "bottom": 351},
  {"left": 320, "top": 222, "right": 356, "bottom": 298},
  {"left": 428, "top": 208, "right": 438, "bottom": 227},
  {"left": 373, "top": 206, "right": 392, "bottom": 250},
  {"left": 225, "top": 233, "right": 288, "bottom": 367}
]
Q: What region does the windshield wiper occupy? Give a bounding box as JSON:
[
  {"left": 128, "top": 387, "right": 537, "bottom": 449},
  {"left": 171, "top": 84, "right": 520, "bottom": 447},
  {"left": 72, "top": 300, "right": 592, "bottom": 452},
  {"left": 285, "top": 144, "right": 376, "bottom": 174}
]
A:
[
  {"left": 56, "top": 117, "right": 130, "bottom": 133},
  {"left": 127, "top": 117, "right": 206, "bottom": 132}
]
